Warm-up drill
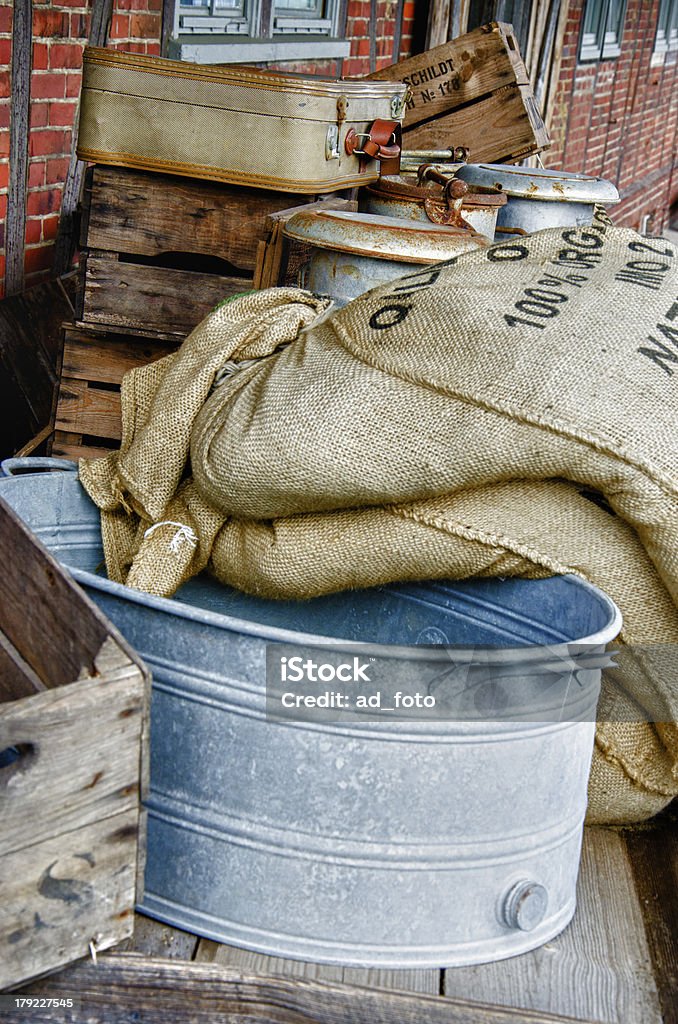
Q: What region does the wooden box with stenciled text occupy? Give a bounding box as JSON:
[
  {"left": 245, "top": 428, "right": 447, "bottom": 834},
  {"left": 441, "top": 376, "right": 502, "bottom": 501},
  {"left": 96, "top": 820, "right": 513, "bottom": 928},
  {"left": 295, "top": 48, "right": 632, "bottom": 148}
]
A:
[
  {"left": 0, "top": 494, "right": 149, "bottom": 990},
  {"left": 368, "top": 22, "right": 550, "bottom": 164}
]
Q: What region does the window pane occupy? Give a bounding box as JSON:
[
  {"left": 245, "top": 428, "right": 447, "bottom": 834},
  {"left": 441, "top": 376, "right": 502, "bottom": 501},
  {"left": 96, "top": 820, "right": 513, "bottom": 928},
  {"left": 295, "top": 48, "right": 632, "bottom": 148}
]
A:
[
  {"left": 275, "top": 0, "right": 321, "bottom": 9},
  {"left": 583, "top": 0, "right": 606, "bottom": 40},
  {"left": 181, "top": 0, "right": 241, "bottom": 8}
]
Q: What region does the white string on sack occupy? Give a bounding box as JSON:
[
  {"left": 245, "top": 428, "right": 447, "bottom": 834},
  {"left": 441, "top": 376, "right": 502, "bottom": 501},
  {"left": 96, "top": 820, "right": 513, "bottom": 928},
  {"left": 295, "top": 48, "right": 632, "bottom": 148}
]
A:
[{"left": 144, "top": 520, "right": 198, "bottom": 554}]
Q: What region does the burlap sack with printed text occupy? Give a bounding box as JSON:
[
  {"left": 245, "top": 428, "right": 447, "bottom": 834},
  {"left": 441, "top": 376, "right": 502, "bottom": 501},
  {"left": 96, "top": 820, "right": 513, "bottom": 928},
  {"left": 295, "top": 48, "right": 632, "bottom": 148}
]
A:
[{"left": 81, "top": 217, "right": 678, "bottom": 823}]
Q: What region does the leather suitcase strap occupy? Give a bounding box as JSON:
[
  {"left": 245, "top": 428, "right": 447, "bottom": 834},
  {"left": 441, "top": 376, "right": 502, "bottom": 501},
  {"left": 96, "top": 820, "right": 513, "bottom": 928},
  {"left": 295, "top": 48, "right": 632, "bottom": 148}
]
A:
[{"left": 345, "top": 119, "right": 402, "bottom": 175}]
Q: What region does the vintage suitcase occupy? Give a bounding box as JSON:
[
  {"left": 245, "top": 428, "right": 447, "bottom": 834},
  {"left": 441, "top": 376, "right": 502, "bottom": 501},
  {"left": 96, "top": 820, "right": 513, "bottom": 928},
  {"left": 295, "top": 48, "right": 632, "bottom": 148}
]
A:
[{"left": 78, "top": 48, "right": 407, "bottom": 193}]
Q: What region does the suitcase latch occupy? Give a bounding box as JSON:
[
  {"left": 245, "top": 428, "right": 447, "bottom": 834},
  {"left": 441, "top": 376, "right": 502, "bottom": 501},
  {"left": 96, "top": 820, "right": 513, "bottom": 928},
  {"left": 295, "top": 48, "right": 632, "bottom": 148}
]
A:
[{"left": 325, "top": 124, "right": 341, "bottom": 161}]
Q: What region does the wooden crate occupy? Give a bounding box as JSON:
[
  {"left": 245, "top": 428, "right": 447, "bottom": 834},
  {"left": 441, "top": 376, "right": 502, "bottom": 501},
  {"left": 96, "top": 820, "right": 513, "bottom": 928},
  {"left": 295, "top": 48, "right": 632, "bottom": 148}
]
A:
[
  {"left": 368, "top": 22, "right": 550, "bottom": 164},
  {"left": 0, "top": 496, "right": 149, "bottom": 990},
  {"left": 52, "top": 322, "right": 179, "bottom": 460},
  {"left": 77, "top": 165, "right": 321, "bottom": 339},
  {"left": 253, "top": 196, "right": 358, "bottom": 290}
]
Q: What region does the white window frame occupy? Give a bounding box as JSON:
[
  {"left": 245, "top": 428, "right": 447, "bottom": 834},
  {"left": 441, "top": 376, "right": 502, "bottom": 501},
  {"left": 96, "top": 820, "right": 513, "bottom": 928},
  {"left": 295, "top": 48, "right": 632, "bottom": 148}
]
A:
[
  {"left": 654, "top": 0, "right": 678, "bottom": 55},
  {"left": 579, "top": 0, "right": 627, "bottom": 61},
  {"left": 170, "top": 0, "right": 350, "bottom": 63}
]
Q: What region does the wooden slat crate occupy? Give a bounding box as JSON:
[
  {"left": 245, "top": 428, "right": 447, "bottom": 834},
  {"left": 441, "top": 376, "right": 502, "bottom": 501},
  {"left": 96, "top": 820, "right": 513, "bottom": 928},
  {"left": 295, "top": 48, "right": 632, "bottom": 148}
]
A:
[
  {"left": 52, "top": 322, "right": 178, "bottom": 460},
  {"left": 253, "top": 197, "right": 358, "bottom": 291},
  {"left": 0, "top": 496, "right": 149, "bottom": 990},
  {"left": 77, "top": 165, "right": 322, "bottom": 339},
  {"left": 368, "top": 22, "right": 550, "bottom": 164}
]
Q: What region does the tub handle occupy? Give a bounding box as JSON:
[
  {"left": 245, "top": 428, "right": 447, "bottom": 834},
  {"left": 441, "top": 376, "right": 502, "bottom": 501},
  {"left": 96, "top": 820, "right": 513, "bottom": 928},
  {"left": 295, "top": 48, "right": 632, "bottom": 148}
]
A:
[{"left": 1, "top": 457, "right": 79, "bottom": 477}]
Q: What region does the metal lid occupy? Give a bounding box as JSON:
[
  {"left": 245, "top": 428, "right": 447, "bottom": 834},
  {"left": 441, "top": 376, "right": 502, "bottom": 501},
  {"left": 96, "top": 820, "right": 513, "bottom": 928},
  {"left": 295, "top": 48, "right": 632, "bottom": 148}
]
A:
[
  {"left": 453, "top": 164, "right": 620, "bottom": 204},
  {"left": 282, "top": 209, "right": 488, "bottom": 263}
]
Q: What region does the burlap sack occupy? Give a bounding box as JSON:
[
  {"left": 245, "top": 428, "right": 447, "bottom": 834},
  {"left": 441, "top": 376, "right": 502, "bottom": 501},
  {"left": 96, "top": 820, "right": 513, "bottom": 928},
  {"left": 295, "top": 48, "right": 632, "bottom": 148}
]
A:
[
  {"left": 192, "top": 213, "right": 678, "bottom": 605},
  {"left": 80, "top": 220, "right": 678, "bottom": 823}
]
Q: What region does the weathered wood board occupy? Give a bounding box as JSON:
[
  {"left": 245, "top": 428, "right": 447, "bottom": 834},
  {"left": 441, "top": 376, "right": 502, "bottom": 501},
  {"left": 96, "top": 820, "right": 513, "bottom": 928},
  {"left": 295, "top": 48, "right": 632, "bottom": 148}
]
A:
[
  {"left": 0, "top": 498, "right": 149, "bottom": 990},
  {"left": 80, "top": 254, "right": 245, "bottom": 338},
  {"left": 19, "top": 953, "right": 602, "bottom": 1023},
  {"left": 52, "top": 323, "right": 178, "bottom": 459},
  {"left": 624, "top": 809, "right": 678, "bottom": 1024},
  {"left": 53, "top": 378, "right": 123, "bottom": 442},
  {"left": 195, "top": 938, "right": 440, "bottom": 995},
  {"left": 402, "top": 83, "right": 548, "bottom": 165},
  {"left": 60, "top": 326, "right": 176, "bottom": 386},
  {"left": 368, "top": 22, "right": 550, "bottom": 163},
  {"left": 442, "top": 828, "right": 664, "bottom": 1024},
  {"left": 82, "top": 165, "right": 313, "bottom": 273}
]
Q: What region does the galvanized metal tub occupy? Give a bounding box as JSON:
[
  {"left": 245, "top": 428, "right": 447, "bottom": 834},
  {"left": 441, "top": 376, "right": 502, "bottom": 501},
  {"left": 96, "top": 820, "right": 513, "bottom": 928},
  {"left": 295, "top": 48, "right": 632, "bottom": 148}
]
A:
[{"left": 0, "top": 459, "right": 622, "bottom": 968}]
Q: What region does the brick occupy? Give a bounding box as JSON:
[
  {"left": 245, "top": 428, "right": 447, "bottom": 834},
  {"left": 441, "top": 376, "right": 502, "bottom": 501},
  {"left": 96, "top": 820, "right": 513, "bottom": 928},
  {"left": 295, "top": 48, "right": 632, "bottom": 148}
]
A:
[
  {"left": 45, "top": 156, "right": 70, "bottom": 185},
  {"left": 31, "top": 72, "right": 67, "bottom": 99},
  {"left": 27, "top": 187, "right": 61, "bottom": 216},
  {"left": 70, "top": 12, "right": 89, "bottom": 37},
  {"left": 33, "top": 9, "right": 69, "bottom": 36},
  {"left": 356, "top": 38, "right": 370, "bottom": 56},
  {"left": 145, "top": 41, "right": 161, "bottom": 56},
  {"left": 0, "top": 131, "right": 9, "bottom": 158},
  {"left": 25, "top": 218, "right": 43, "bottom": 245},
  {"left": 129, "top": 12, "right": 159, "bottom": 36},
  {"left": 350, "top": 18, "right": 368, "bottom": 35},
  {"left": 49, "top": 42, "right": 84, "bottom": 69},
  {"left": 0, "top": 103, "right": 9, "bottom": 130},
  {"left": 0, "top": 6, "right": 12, "bottom": 32},
  {"left": 111, "top": 13, "right": 130, "bottom": 37},
  {"left": 30, "top": 102, "right": 49, "bottom": 128},
  {"left": 49, "top": 100, "right": 78, "bottom": 126},
  {"left": 0, "top": 72, "right": 10, "bottom": 99},
  {"left": 32, "top": 41, "right": 49, "bottom": 69},
  {"left": 25, "top": 244, "right": 56, "bottom": 274},
  {"left": 28, "top": 160, "right": 46, "bottom": 188},
  {"left": 125, "top": 41, "right": 146, "bottom": 52},
  {"left": 29, "top": 128, "right": 69, "bottom": 157},
  {"left": 0, "top": 37, "right": 10, "bottom": 63},
  {"left": 65, "top": 72, "right": 81, "bottom": 97},
  {"left": 41, "top": 213, "right": 60, "bottom": 241},
  {"left": 0, "top": 193, "right": 6, "bottom": 220},
  {"left": 0, "top": 160, "right": 7, "bottom": 190}
]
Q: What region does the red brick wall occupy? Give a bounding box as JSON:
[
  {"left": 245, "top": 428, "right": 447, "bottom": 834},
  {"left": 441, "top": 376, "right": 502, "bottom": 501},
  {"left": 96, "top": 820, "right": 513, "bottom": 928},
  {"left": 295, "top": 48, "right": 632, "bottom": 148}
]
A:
[
  {"left": 545, "top": 0, "right": 678, "bottom": 232},
  {"left": 0, "top": 0, "right": 162, "bottom": 297}
]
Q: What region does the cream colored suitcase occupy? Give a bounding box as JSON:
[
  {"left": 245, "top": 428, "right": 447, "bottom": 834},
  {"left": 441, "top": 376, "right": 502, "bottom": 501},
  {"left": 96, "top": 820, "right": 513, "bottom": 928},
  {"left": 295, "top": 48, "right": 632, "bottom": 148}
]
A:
[{"left": 78, "top": 48, "right": 407, "bottom": 193}]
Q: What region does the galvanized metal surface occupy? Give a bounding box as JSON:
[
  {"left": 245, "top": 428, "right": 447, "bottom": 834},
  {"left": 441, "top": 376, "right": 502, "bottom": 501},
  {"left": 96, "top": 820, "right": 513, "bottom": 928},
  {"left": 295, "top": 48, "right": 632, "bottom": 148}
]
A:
[
  {"left": 454, "top": 163, "right": 620, "bottom": 235},
  {"left": 285, "top": 208, "right": 487, "bottom": 307},
  {"left": 0, "top": 461, "right": 622, "bottom": 969}
]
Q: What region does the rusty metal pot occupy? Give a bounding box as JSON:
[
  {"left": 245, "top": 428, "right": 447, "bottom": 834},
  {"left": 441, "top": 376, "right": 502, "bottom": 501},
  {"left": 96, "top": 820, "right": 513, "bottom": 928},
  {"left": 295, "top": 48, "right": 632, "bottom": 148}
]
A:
[
  {"left": 283, "top": 208, "right": 488, "bottom": 306},
  {"left": 359, "top": 170, "right": 507, "bottom": 240},
  {"left": 453, "top": 164, "right": 620, "bottom": 235}
]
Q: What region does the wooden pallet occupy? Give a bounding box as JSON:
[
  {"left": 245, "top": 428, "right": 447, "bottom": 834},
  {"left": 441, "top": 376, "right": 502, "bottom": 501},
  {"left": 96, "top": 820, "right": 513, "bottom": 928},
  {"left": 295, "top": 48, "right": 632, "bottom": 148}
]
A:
[
  {"left": 76, "top": 166, "right": 324, "bottom": 340},
  {"left": 368, "top": 22, "right": 550, "bottom": 164},
  {"left": 51, "top": 322, "right": 178, "bottom": 460}
]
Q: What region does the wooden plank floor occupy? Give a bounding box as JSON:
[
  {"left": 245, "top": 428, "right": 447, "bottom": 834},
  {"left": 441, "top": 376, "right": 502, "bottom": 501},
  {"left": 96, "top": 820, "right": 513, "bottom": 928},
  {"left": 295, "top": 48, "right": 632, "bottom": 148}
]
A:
[{"left": 11, "top": 814, "right": 677, "bottom": 1023}]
